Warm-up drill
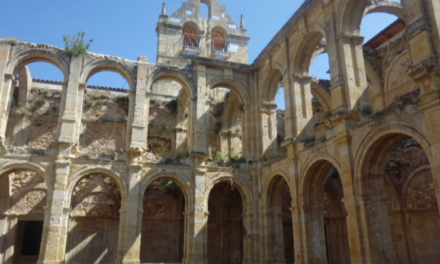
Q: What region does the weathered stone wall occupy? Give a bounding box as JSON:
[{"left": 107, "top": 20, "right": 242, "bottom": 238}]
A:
[{"left": 0, "top": 0, "right": 439, "bottom": 264}]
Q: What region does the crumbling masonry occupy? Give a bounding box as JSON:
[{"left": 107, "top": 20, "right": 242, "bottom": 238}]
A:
[{"left": 0, "top": 0, "right": 440, "bottom": 263}]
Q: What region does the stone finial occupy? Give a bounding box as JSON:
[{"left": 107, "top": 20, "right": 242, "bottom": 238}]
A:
[
  {"left": 240, "top": 14, "right": 245, "bottom": 29},
  {"left": 162, "top": 2, "right": 166, "bottom": 15}
]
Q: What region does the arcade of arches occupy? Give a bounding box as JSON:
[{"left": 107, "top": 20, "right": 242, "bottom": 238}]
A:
[{"left": 1, "top": 0, "right": 440, "bottom": 263}]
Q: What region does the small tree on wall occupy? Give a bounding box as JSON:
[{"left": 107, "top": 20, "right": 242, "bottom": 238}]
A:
[{"left": 62, "top": 30, "right": 93, "bottom": 55}]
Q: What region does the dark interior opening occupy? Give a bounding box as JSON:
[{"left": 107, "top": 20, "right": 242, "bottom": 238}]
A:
[{"left": 19, "top": 221, "right": 43, "bottom": 256}]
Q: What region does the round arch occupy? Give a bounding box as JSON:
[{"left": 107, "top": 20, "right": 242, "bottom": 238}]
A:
[
  {"left": 147, "top": 69, "right": 195, "bottom": 99},
  {"left": 363, "top": 1, "right": 403, "bottom": 19},
  {"left": 290, "top": 27, "right": 326, "bottom": 76},
  {"left": 261, "top": 68, "right": 284, "bottom": 103},
  {"left": 140, "top": 170, "right": 193, "bottom": 209},
  {"left": 6, "top": 49, "right": 70, "bottom": 82},
  {"left": 338, "top": 0, "right": 370, "bottom": 34},
  {"left": 80, "top": 59, "right": 136, "bottom": 89},
  {"left": 263, "top": 169, "right": 290, "bottom": 195},
  {"left": 182, "top": 21, "right": 201, "bottom": 35},
  {"left": 221, "top": 92, "right": 242, "bottom": 130},
  {"left": 208, "top": 77, "right": 250, "bottom": 105},
  {"left": 300, "top": 155, "right": 342, "bottom": 206},
  {"left": 205, "top": 173, "right": 252, "bottom": 209},
  {"left": 66, "top": 167, "right": 127, "bottom": 208},
  {"left": 0, "top": 162, "right": 54, "bottom": 198},
  {"left": 354, "top": 124, "right": 432, "bottom": 196}
]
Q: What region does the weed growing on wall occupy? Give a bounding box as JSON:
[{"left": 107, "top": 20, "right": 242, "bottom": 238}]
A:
[
  {"left": 0, "top": 38, "right": 19, "bottom": 46},
  {"left": 63, "top": 31, "right": 93, "bottom": 56}
]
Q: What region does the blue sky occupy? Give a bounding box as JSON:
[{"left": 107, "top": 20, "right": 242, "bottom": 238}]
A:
[{"left": 0, "top": 0, "right": 399, "bottom": 108}]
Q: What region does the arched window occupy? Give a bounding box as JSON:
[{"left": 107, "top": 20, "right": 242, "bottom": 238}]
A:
[
  {"left": 182, "top": 22, "right": 200, "bottom": 48},
  {"left": 211, "top": 27, "right": 227, "bottom": 52}
]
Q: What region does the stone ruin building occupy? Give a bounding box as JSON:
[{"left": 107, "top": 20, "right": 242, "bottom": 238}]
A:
[{"left": 0, "top": 0, "right": 439, "bottom": 263}]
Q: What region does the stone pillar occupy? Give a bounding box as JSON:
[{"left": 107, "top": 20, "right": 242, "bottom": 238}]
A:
[
  {"left": 331, "top": 34, "right": 367, "bottom": 112},
  {"left": 249, "top": 72, "right": 260, "bottom": 160},
  {"left": 219, "top": 131, "right": 229, "bottom": 155},
  {"left": 284, "top": 157, "right": 312, "bottom": 264},
  {"left": 187, "top": 167, "right": 208, "bottom": 264},
  {"left": 57, "top": 54, "right": 83, "bottom": 148},
  {"left": 0, "top": 214, "right": 8, "bottom": 262},
  {"left": 127, "top": 56, "right": 150, "bottom": 150},
  {"left": 334, "top": 134, "right": 395, "bottom": 264},
  {"left": 118, "top": 164, "right": 142, "bottom": 264},
  {"left": 11, "top": 67, "right": 32, "bottom": 146},
  {"left": 0, "top": 44, "right": 12, "bottom": 142},
  {"left": 38, "top": 160, "right": 70, "bottom": 264},
  {"left": 191, "top": 65, "right": 209, "bottom": 156},
  {"left": 284, "top": 75, "right": 313, "bottom": 142},
  {"left": 3, "top": 216, "right": 17, "bottom": 264},
  {"left": 260, "top": 103, "right": 277, "bottom": 155}
]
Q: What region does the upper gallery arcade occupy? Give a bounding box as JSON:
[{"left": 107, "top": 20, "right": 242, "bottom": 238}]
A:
[{"left": 0, "top": 0, "right": 440, "bottom": 263}]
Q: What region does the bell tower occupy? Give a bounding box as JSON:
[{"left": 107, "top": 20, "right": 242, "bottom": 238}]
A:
[{"left": 156, "top": 0, "right": 250, "bottom": 64}]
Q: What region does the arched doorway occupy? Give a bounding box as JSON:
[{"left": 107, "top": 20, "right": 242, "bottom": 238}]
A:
[
  {"left": 359, "top": 134, "right": 440, "bottom": 263},
  {"left": 303, "top": 161, "right": 350, "bottom": 264},
  {"left": 207, "top": 181, "right": 245, "bottom": 264},
  {"left": 65, "top": 174, "right": 121, "bottom": 264},
  {"left": 0, "top": 169, "right": 48, "bottom": 264},
  {"left": 140, "top": 179, "right": 186, "bottom": 263},
  {"left": 265, "top": 175, "right": 294, "bottom": 263}
]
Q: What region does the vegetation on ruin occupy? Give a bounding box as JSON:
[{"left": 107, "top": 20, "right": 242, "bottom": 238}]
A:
[
  {"left": 210, "top": 148, "right": 246, "bottom": 168},
  {"left": 0, "top": 37, "right": 19, "bottom": 46},
  {"left": 83, "top": 91, "right": 129, "bottom": 122},
  {"left": 62, "top": 31, "right": 93, "bottom": 56},
  {"left": 159, "top": 180, "right": 179, "bottom": 199},
  {"left": 14, "top": 88, "right": 61, "bottom": 117}
]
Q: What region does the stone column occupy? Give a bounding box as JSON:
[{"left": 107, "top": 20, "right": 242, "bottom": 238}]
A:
[
  {"left": 57, "top": 55, "right": 83, "bottom": 148},
  {"left": 332, "top": 34, "right": 367, "bottom": 112},
  {"left": 12, "top": 67, "right": 32, "bottom": 146},
  {"left": 191, "top": 64, "right": 209, "bottom": 156},
  {"left": 283, "top": 157, "right": 311, "bottom": 264},
  {"left": 334, "top": 133, "right": 395, "bottom": 264},
  {"left": 259, "top": 103, "right": 277, "bottom": 155},
  {"left": 38, "top": 160, "right": 70, "bottom": 264},
  {"left": 127, "top": 56, "right": 150, "bottom": 151},
  {"left": 249, "top": 72, "right": 260, "bottom": 160},
  {"left": 284, "top": 75, "right": 313, "bottom": 142},
  {"left": 3, "top": 215, "right": 17, "bottom": 264},
  {"left": 187, "top": 166, "right": 208, "bottom": 264},
  {"left": 219, "top": 131, "right": 229, "bottom": 155},
  {"left": 322, "top": 0, "right": 346, "bottom": 113},
  {"left": 0, "top": 44, "right": 12, "bottom": 142},
  {"left": 0, "top": 214, "right": 8, "bottom": 263},
  {"left": 118, "top": 164, "right": 142, "bottom": 264}
]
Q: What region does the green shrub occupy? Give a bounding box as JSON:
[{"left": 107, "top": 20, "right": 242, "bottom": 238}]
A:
[
  {"left": 62, "top": 31, "right": 93, "bottom": 56},
  {"left": 0, "top": 38, "right": 19, "bottom": 46},
  {"left": 160, "top": 180, "right": 179, "bottom": 199}
]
